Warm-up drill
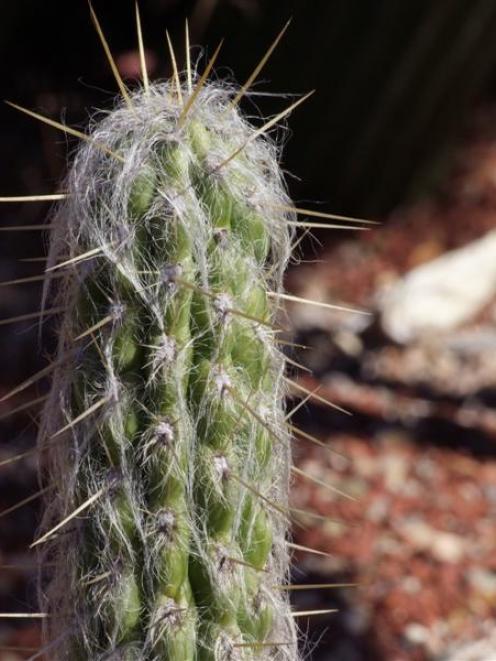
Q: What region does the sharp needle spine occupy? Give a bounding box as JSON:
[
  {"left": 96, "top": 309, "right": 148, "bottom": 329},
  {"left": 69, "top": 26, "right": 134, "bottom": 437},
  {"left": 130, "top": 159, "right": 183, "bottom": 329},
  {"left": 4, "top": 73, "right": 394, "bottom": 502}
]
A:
[
  {"left": 89, "top": 2, "right": 134, "bottom": 110},
  {"left": 166, "top": 30, "right": 183, "bottom": 104},
  {"left": 0, "top": 306, "right": 64, "bottom": 327},
  {"left": 185, "top": 19, "right": 192, "bottom": 92},
  {"left": 0, "top": 224, "right": 54, "bottom": 232},
  {"left": 287, "top": 541, "right": 333, "bottom": 558},
  {"left": 269, "top": 290, "right": 370, "bottom": 315},
  {"left": 30, "top": 487, "right": 106, "bottom": 548},
  {"left": 291, "top": 465, "right": 356, "bottom": 501},
  {"left": 178, "top": 40, "right": 223, "bottom": 125},
  {"left": 270, "top": 203, "right": 379, "bottom": 225},
  {"left": 0, "top": 487, "right": 49, "bottom": 519},
  {"left": 0, "top": 194, "right": 67, "bottom": 203},
  {"left": 5, "top": 101, "right": 124, "bottom": 162},
  {"left": 228, "top": 19, "right": 292, "bottom": 110},
  {"left": 285, "top": 377, "right": 351, "bottom": 415},
  {"left": 215, "top": 91, "right": 314, "bottom": 171},
  {"left": 135, "top": 2, "right": 150, "bottom": 93},
  {"left": 50, "top": 395, "right": 111, "bottom": 438}
]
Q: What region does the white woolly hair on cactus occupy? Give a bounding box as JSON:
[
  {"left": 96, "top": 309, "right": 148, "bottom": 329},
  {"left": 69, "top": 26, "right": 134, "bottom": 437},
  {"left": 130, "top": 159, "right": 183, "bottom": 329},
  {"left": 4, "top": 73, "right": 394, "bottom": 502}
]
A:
[{"left": 0, "top": 5, "right": 370, "bottom": 660}]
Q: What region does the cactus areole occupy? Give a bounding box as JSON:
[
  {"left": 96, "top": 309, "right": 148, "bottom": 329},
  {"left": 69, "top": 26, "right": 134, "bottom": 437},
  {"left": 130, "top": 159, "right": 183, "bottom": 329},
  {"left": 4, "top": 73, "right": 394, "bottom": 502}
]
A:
[{"left": 38, "top": 77, "right": 303, "bottom": 660}]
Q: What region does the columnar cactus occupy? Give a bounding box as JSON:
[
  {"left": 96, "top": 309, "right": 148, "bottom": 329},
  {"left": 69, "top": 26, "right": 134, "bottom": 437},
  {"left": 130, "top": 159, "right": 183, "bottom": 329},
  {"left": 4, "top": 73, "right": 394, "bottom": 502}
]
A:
[{"left": 38, "top": 77, "right": 302, "bottom": 659}]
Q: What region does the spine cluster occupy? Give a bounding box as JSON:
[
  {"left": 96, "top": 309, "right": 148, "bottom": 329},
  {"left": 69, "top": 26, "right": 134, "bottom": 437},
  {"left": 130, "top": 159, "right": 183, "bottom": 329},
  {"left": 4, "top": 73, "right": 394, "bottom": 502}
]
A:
[{"left": 38, "top": 82, "right": 299, "bottom": 659}]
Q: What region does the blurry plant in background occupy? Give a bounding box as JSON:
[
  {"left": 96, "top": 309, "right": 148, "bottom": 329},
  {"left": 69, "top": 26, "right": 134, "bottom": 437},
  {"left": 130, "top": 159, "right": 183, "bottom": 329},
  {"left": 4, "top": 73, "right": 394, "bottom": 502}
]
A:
[{"left": 2, "top": 1, "right": 496, "bottom": 659}]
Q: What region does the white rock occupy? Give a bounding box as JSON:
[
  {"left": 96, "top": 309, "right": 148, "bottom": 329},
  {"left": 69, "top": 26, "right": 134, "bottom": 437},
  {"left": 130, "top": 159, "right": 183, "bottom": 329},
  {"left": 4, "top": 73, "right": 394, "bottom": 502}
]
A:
[
  {"left": 397, "top": 520, "right": 466, "bottom": 563},
  {"left": 439, "top": 630, "right": 496, "bottom": 661},
  {"left": 405, "top": 622, "right": 431, "bottom": 645},
  {"left": 378, "top": 230, "right": 496, "bottom": 343}
]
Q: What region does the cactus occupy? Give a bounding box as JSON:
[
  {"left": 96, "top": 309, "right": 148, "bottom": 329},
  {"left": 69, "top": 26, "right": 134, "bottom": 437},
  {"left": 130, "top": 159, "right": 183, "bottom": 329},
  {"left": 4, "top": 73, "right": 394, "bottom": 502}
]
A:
[
  {"left": 0, "top": 8, "right": 365, "bottom": 659},
  {"left": 31, "top": 27, "right": 309, "bottom": 658}
]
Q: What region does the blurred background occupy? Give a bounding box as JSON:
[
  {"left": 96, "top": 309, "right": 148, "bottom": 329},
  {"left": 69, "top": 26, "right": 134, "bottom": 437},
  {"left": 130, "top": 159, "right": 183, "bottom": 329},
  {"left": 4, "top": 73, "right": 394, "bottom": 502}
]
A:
[{"left": 1, "top": 0, "right": 496, "bottom": 659}]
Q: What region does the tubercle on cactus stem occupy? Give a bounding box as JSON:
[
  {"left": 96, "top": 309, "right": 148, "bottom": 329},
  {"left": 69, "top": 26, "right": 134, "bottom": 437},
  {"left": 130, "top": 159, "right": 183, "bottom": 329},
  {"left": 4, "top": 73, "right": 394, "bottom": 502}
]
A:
[{"left": 0, "top": 8, "right": 371, "bottom": 660}]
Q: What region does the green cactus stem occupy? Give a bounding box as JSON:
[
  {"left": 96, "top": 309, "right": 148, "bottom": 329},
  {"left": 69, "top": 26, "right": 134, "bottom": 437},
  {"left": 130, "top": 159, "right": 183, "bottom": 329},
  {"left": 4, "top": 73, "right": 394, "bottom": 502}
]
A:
[{"left": 37, "top": 78, "right": 301, "bottom": 660}]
